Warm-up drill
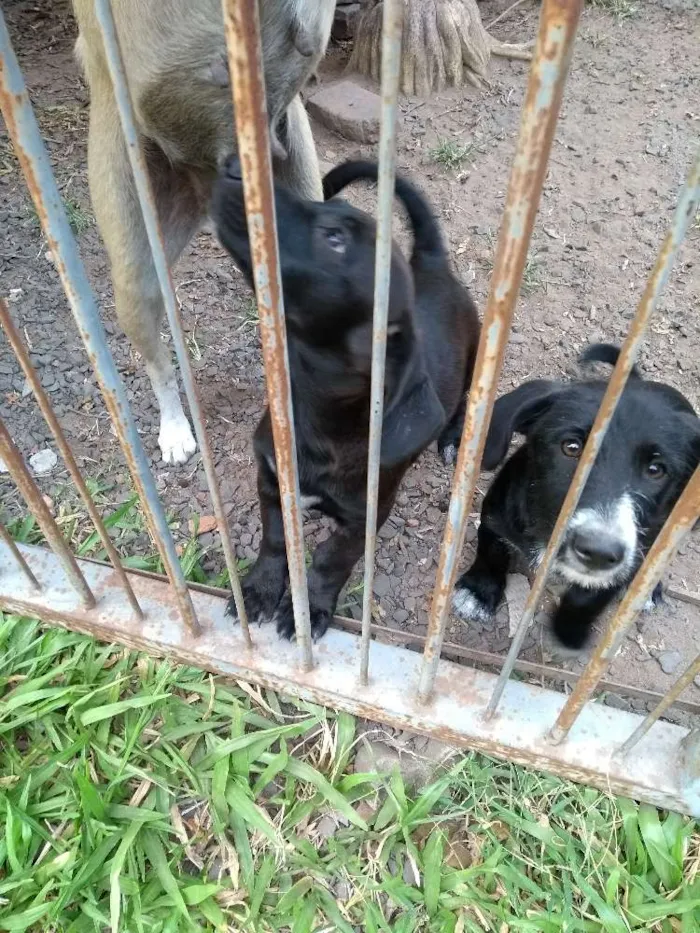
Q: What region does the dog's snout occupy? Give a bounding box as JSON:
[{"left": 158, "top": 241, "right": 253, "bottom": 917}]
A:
[
  {"left": 222, "top": 156, "right": 243, "bottom": 181},
  {"left": 571, "top": 529, "right": 625, "bottom": 571}
]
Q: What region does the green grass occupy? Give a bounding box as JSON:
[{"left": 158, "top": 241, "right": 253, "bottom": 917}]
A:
[
  {"left": 429, "top": 139, "right": 477, "bottom": 172},
  {"left": 588, "top": 0, "right": 638, "bottom": 22},
  {"left": 1, "top": 492, "right": 699, "bottom": 930},
  {"left": 0, "top": 623, "right": 698, "bottom": 932}
]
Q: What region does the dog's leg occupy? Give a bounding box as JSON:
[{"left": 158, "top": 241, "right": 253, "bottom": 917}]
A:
[
  {"left": 452, "top": 524, "right": 511, "bottom": 624},
  {"left": 551, "top": 585, "right": 620, "bottom": 650},
  {"left": 274, "top": 520, "right": 367, "bottom": 641},
  {"left": 272, "top": 95, "right": 323, "bottom": 201},
  {"left": 437, "top": 393, "right": 467, "bottom": 466},
  {"left": 87, "top": 85, "right": 203, "bottom": 464},
  {"left": 226, "top": 459, "right": 289, "bottom": 623}
]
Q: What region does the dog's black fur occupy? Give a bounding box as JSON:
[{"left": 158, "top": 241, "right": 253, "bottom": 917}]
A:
[
  {"left": 453, "top": 343, "right": 700, "bottom": 650},
  {"left": 212, "top": 158, "right": 480, "bottom": 640}
]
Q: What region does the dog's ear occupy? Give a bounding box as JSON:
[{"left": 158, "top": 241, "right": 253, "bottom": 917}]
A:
[
  {"left": 482, "top": 380, "right": 560, "bottom": 471},
  {"left": 679, "top": 412, "right": 700, "bottom": 470},
  {"left": 381, "top": 355, "right": 446, "bottom": 469}
]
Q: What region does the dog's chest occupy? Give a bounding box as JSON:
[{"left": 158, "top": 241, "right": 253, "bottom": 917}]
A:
[{"left": 264, "top": 452, "right": 358, "bottom": 522}]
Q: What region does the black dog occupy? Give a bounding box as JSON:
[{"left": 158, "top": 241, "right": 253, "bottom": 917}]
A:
[
  {"left": 453, "top": 343, "right": 700, "bottom": 650},
  {"left": 212, "top": 158, "right": 480, "bottom": 640}
]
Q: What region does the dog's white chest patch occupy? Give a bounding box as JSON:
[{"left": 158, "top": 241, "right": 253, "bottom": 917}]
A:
[{"left": 265, "top": 456, "right": 320, "bottom": 510}]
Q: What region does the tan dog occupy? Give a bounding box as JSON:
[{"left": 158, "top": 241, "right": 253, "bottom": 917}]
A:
[{"left": 72, "top": 0, "right": 334, "bottom": 464}]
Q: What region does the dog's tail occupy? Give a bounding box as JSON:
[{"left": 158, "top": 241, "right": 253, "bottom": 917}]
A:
[
  {"left": 322, "top": 159, "right": 446, "bottom": 262},
  {"left": 579, "top": 343, "right": 642, "bottom": 379}
]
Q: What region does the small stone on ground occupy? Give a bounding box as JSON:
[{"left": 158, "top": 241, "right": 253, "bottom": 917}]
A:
[{"left": 307, "top": 81, "right": 381, "bottom": 144}]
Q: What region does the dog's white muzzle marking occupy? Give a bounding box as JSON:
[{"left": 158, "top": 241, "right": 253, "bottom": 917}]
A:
[{"left": 557, "top": 493, "right": 638, "bottom": 589}]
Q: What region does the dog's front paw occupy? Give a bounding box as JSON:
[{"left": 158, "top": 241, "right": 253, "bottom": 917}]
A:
[
  {"left": 226, "top": 575, "right": 285, "bottom": 626},
  {"left": 274, "top": 593, "right": 332, "bottom": 642},
  {"left": 643, "top": 581, "right": 664, "bottom": 613},
  {"left": 159, "top": 414, "right": 197, "bottom": 465},
  {"left": 452, "top": 574, "right": 501, "bottom": 624}
]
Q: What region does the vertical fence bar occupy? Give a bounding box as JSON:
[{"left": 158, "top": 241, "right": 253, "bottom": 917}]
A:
[
  {"left": 0, "top": 11, "right": 200, "bottom": 635},
  {"left": 0, "top": 419, "right": 95, "bottom": 606},
  {"left": 617, "top": 650, "right": 700, "bottom": 757},
  {"left": 0, "top": 522, "right": 41, "bottom": 589},
  {"left": 549, "top": 465, "right": 700, "bottom": 744},
  {"left": 417, "top": 0, "right": 584, "bottom": 703},
  {"left": 0, "top": 298, "right": 143, "bottom": 619},
  {"left": 91, "top": 0, "right": 249, "bottom": 643},
  {"left": 222, "top": 0, "right": 313, "bottom": 669},
  {"left": 359, "top": 0, "right": 403, "bottom": 686},
  {"left": 485, "top": 146, "right": 700, "bottom": 720}
]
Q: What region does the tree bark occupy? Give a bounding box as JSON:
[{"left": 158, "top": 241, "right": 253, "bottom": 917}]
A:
[{"left": 348, "top": 0, "right": 531, "bottom": 97}]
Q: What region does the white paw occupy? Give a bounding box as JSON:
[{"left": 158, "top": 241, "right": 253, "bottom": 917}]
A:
[
  {"left": 158, "top": 416, "right": 197, "bottom": 465},
  {"left": 452, "top": 586, "right": 494, "bottom": 624}
]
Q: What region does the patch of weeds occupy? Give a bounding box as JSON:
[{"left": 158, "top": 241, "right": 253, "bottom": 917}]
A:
[
  {"left": 4, "top": 478, "right": 246, "bottom": 586},
  {"left": 64, "top": 197, "right": 92, "bottom": 235},
  {"left": 238, "top": 296, "right": 260, "bottom": 333},
  {"left": 521, "top": 251, "right": 546, "bottom": 296},
  {"left": 429, "top": 138, "right": 476, "bottom": 171},
  {"left": 479, "top": 236, "right": 546, "bottom": 297},
  {"left": 588, "top": 0, "right": 638, "bottom": 22},
  {"left": 0, "top": 140, "right": 17, "bottom": 177}
]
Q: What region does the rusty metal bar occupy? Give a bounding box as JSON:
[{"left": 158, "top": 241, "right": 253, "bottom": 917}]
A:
[
  {"left": 0, "top": 539, "right": 696, "bottom": 816},
  {"left": 222, "top": 0, "right": 312, "bottom": 668},
  {"left": 0, "top": 298, "right": 143, "bottom": 619},
  {"left": 0, "top": 10, "right": 200, "bottom": 636},
  {"left": 0, "top": 522, "right": 40, "bottom": 590},
  {"left": 617, "top": 651, "right": 700, "bottom": 757},
  {"left": 485, "top": 146, "right": 700, "bottom": 720},
  {"left": 0, "top": 419, "right": 95, "bottom": 606},
  {"left": 359, "top": 0, "right": 403, "bottom": 686},
  {"left": 417, "top": 0, "right": 584, "bottom": 703},
  {"left": 549, "top": 464, "right": 700, "bottom": 744},
  {"left": 92, "top": 0, "right": 249, "bottom": 643}
]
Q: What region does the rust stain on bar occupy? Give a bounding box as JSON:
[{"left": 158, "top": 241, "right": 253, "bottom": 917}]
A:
[
  {"left": 0, "top": 418, "right": 95, "bottom": 607},
  {"left": 549, "top": 465, "right": 700, "bottom": 744},
  {"left": 485, "top": 145, "right": 700, "bottom": 720},
  {"left": 0, "top": 522, "right": 41, "bottom": 589},
  {"left": 0, "top": 298, "right": 143, "bottom": 619},
  {"left": 222, "top": 0, "right": 312, "bottom": 669},
  {"left": 418, "top": 0, "right": 584, "bottom": 704}
]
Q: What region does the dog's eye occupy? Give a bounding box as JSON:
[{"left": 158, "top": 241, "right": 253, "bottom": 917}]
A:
[
  {"left": 646, "top": 457, "right": 666, "bottom": 479},
  {"left": 561, "top": 437, "right": 583, "bottom": 458},
  {"left": 325, "top": 228, "right": 347, "bottom": 254}
]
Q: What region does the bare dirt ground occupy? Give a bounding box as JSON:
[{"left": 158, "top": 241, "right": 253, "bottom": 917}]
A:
[{"left": 1, "top": 0, "right": 698, "bottom": 719}]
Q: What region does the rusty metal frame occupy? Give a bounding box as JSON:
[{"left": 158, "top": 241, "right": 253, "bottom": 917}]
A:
[
  {"left": 0, "top": 540, "right": 694, "bottom": 815},
  {"left": 0, "top": 0, "right": 699, "bottom": 816}
]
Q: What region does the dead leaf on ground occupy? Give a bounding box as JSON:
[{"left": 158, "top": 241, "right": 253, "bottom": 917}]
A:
[{"left": 189, "top": 514, "right": 217, "bottom": 536}]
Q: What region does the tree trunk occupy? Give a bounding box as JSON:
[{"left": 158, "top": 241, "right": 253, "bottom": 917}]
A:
[{"left": 348, "top": 0, "right": 531, "bottom": 97}]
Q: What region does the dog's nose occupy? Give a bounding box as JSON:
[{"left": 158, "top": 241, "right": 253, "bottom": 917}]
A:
[
  {"left": 571, "top": 529, "right": 625, "bottom": 570},
  {"left": 222, "top": 155, "right": 243, "bottom": 181}
]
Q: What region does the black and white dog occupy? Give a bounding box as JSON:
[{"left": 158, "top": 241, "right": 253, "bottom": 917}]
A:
[
  {"left": 213, "top": 158, "right": 480, "bottom": 641},
  {"left": 453, "top": 344, "right": 700, "bottom": 650}
]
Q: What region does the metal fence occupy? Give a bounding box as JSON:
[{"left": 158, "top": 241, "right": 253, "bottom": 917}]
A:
[{"left": 1, "top": 0, "right": 699, "bottom": 816}]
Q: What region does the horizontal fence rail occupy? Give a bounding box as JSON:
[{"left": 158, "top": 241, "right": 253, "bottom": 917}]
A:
[{"left": 0, "top": 0, "right": 698, "bottom": 817}]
